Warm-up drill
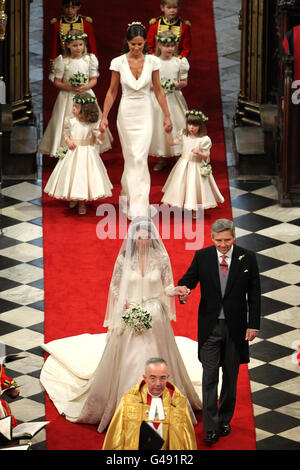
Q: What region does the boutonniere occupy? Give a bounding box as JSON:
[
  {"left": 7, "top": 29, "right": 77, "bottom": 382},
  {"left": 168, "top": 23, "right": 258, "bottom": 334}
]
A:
[{"left": 238, "top": 254, "right": 245, "bottom": 261}]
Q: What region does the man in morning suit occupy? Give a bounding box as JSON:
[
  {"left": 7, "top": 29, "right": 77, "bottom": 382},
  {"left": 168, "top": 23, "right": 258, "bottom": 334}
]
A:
[{"left": 178, "top": 218, "right": 261, "bottom": 445}]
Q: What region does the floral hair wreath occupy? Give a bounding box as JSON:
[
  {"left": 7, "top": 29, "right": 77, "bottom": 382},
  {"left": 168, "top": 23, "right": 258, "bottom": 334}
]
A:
[
  {"left": 63, "top": 32, "right": 88, "bottom": 42},
  {"left": 185, "top": 109, "right": 208, "bottom": 121},
  {"left": 155, "top": 34, "right": 180, "bottom": 44},
  {"left": 127, "top": 21, "right": 145, "bottom": 30},
  {"left": 73, "top": 94, "right": 96, "bottom": 104}
]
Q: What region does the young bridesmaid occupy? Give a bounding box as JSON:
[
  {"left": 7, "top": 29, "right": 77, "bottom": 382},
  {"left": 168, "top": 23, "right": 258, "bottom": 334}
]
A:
[
  {"left": 44, "top": 93, "right": 113, "bottom": 215},
  {"left": 149, "top": 30, "right": 190, "bottom": 171},
  {"left": 161, "top": 110, "right": 224, "bottom": 217},
  {"left": 39, "top": 28, "right": 112, "bottom": 157}
]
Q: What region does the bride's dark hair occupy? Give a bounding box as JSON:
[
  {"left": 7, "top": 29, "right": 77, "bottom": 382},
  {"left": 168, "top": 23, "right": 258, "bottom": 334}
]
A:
[{"left": 122, "top": 23, "right": 149, "bottom": 54}]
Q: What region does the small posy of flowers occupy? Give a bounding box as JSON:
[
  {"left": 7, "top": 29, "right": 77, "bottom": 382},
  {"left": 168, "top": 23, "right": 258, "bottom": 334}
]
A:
[
  {"left": 161, "top": 77, "right": 175, "bottom": 95},
  {"left": 199, "top": 161, "right": 212, "bottom": 176},
  {"left": 69, "top": 72, "right": 88, "bottom": 87},
  {"left": 122, "top": 305, "right": 152, "bottom": 335},
  {"left": 55, "top": 146, "right": 68, "bottom": 159}
]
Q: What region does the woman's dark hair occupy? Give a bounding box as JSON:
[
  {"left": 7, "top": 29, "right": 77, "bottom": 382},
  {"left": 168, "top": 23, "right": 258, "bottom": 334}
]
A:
[
  {"left": 122, "top": 23, "right": 149, "bottom": 54},
  {"left": 62, "top": 0, "right": 81, "bottom": 6}
]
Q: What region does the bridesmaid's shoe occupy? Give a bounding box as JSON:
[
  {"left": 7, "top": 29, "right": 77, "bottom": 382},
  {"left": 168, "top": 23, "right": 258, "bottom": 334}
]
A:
[
  {"left": 78, "top": 202, "right": 87, "bottom": 215},
  {"left": 69, "top": 201, "right": 77, "bottom": 209},
  {"left": 154, "top": 158, "right": 168, "bottom": 171}
]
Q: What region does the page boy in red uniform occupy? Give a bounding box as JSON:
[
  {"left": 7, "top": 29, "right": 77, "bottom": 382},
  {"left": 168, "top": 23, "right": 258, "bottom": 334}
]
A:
[
  {"left": 49, "top": 0, "right": 98, "bottom": 74},
  {"left": 147, "top": 0, "right": 191, "bottom": 58}
]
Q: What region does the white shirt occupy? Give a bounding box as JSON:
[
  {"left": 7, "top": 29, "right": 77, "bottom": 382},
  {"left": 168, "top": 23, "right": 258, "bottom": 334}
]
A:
[{"left": 216, "top": 246, "right": 233, "bottom": 269}]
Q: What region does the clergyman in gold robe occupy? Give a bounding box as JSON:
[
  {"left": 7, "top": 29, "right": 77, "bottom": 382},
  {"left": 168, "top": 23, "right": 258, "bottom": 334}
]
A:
[{"left": 102, "top": 357, "right": 197, "bottom": 450}]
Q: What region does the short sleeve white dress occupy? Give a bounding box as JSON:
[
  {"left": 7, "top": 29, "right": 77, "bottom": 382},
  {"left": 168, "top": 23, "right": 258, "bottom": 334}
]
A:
[
  {"left": 44, "top": 116, "right": 113, "bottom": 201},
  {"left": 38, "top": 54, "right": 113, "bottom": 157},
  {"left": 109, "top": 54, "right": 160, "bottom": 219},
  {"left": 162, "top": 131, "right": 224, "bottom": 210},
  {"left": 149, "top": 57, "right": 190, "bottom": 158}
]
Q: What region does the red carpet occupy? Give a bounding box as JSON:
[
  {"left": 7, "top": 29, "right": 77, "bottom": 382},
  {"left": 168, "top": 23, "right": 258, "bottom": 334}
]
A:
[{"left": 42, "top": 0, "right": 256, "bottom": 450}]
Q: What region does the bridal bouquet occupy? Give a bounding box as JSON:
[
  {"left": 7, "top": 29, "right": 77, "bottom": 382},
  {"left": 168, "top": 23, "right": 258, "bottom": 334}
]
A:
[
  {"left": 160, "top": 77, "right": 175, "bottom": 95},
  {"left": 199, "top": 161, "right": 212, "bottom": 176},
  {"left": 122, "top": 305, "right": 152, "bottom": 335},
  {"left": 55, "top": 146, "right": 68, "bottom": 159},
  {"left": 69, "top": 72, "right": 88, "bottom": 87}
]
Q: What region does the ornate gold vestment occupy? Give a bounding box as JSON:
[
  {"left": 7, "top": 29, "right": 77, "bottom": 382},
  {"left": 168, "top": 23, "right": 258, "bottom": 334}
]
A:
[{"left": 102, "top": 381, "right": 197, "bottom": 450}]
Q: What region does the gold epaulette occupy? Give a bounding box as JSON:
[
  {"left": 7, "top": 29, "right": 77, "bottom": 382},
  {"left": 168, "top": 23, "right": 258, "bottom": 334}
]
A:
[
  {"left": 84, "top": 16, "right": 93, "bottom": 23},
  {"left": 184, "top": 19, "right": 191, "bottom": 26},
  {"left": 149, "top": 17, "right": 158, "bottom": 25},
  {"left": 50, "top": 17, "right": 58, "bottom": 24}
]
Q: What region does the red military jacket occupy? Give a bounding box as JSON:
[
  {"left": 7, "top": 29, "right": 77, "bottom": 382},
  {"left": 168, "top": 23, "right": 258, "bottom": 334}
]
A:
[
  {"left": 147, "top": 16, "right": 191, "bottom": 58},
  {"left": 49, "top": 14, "right": 98, "bottom": 63}
]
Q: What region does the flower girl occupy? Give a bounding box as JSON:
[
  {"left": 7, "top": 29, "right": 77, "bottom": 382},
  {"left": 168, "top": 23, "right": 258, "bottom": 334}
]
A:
[
  {"left": 149, "top": 30, "right": 190, "bottom": 171},
  {"left": 44, "top": 93, "right": 113, "bottom": 215},
  {"left": 161, "top": 110, "right": 224, "bottom": 216},
  {"left": 38, "top": 29, "right": 112, "bottom": 157}
]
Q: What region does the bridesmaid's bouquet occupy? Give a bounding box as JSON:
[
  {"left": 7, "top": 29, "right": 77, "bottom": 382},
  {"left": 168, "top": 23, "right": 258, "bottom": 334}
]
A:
[
  {"left": 160, "top": 77, "right": 175, "bottom": 95},
  {"left": 199, "top": 161, "right": 212, "bottom": 176},
  {"left": 69, "top": 72, "right": 88, "bottom": 87},
  {"left": 55, "top": 146, "right": 68, "bottom": 159},
  {"left": 122, "top": 305, "right": 152, "bottom": 335}
]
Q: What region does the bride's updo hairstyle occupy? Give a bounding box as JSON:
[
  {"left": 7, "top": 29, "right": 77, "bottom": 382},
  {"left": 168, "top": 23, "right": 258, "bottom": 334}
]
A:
[{"left": 123, "top": 21, "right": 149, "bottom": 54}]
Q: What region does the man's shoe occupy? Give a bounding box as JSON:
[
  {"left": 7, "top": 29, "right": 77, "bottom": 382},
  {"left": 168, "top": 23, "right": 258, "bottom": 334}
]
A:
[
  {"left": 203, "top": 431, "right": 219, "bottom": 445},
  {"left": 219, "top": 423, "right": 231, "bottom": 436}
]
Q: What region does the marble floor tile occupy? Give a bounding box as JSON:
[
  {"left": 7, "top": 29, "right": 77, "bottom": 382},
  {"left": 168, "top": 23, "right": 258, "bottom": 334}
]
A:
[
  {"left": 0, "top": 306, "right": 44, "bottom": 328},
  {"left": 255, "top": 205, "right": 300, "bottom": 222},
  {"left": 1, "top": 202, "right": 42, "bottom": 222},
  {"left": 259, "top": 244, "right": 300, "bottom": 263},
  {"left": 0, "top": 284, "right": 44, "bottom": 305},
  {"left": 2, "top": 182, "right": 42, "bottom": 202},
  {"left": 256, "top": 222, "right": 300, "bottom": 243},
  {"left": 0, "top": 327, "right": 43, "bottom": 352},
  {"left": 267, "top": 307, "right": 300, "bottom": 329},
  {"left": 3, "top": 223, "right": 43, "bottom": 242},
  {"left": 0, "top": 243, "right": 43, "bottom": 263},
  {"left": 0, "top": 264, "right": 44, "bottom": 284},
  {"left": 263, "top": 285, "right": 300, "bottom": 306},
  {"left": 262, "top": 263, "right": 300, "bottom": 285},
  {"left": 9, "top": 398, "right": 45, "bottom": 422}
]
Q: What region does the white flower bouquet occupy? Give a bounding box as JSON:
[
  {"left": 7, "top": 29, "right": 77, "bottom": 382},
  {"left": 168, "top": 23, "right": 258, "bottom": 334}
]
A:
[
  {"left": 160, "top": 77, "right": 175, "bottom": 95},
  {"left": 55, "top": 146, "right": 68, "bottom": 159},
  {"left": 69, "top": 72, "right": 88, "bottom": 87},
  {"left": 122, "top": 305, "right": 152, "bottom": 335},
  {"left": 199, "top": 162, "right": 212, "bottom": 176}
]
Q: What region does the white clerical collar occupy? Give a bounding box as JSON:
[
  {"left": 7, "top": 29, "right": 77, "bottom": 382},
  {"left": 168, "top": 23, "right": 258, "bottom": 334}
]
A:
[{"left": 147, "top": 388, "right": 165, "bottom": 421}]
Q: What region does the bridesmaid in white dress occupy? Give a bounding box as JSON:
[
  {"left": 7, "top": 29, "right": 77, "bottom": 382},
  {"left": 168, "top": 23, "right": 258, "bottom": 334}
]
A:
[
  {"left": 40, "top": 217, "right": 203, "bottom": 433},
  {"left": 38, "top": 29, "right": 112, "bottom": 157},
  {"left": 149, "top": 31, "right": 190, "bottom": 171},
  {"left": 162, "top": 110, "right": 224, "bottom": 216},
  {"left": 44, "top": 93, "right": 113, "bottom": 215},
  {"left": 100, "top": 22, "right": 172, "bottom": 220}
]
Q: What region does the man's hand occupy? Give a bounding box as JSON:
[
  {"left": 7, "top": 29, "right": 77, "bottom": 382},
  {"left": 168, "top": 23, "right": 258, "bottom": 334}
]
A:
[
  {"left": 175, "top": 285, "right": 190, "bottom": 303},
  {"left": 245, "top": 328, "right": 258, "bottom": 342}
]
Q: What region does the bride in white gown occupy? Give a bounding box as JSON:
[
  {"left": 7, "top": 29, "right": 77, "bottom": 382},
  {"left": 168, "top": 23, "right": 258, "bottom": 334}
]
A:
[
  {"left": 40, "top": 217, "right": 203, "bottom": 433},
  {"left": 99, "top": 22, "right": 172, "bottom": 220}
]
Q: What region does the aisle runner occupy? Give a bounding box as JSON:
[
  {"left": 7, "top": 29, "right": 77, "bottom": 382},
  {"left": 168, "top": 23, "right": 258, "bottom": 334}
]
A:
[{"left": 42, "top": 0, "right": 256, "bottom": 450}]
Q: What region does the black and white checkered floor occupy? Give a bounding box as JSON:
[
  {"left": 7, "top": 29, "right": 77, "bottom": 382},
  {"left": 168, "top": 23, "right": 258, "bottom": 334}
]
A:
[
  {"left": 0, "top": 0, "right": 299, "bottom": 451},
  {"left": 0, "top": 178, "right": 299, "bottom": 450}
]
